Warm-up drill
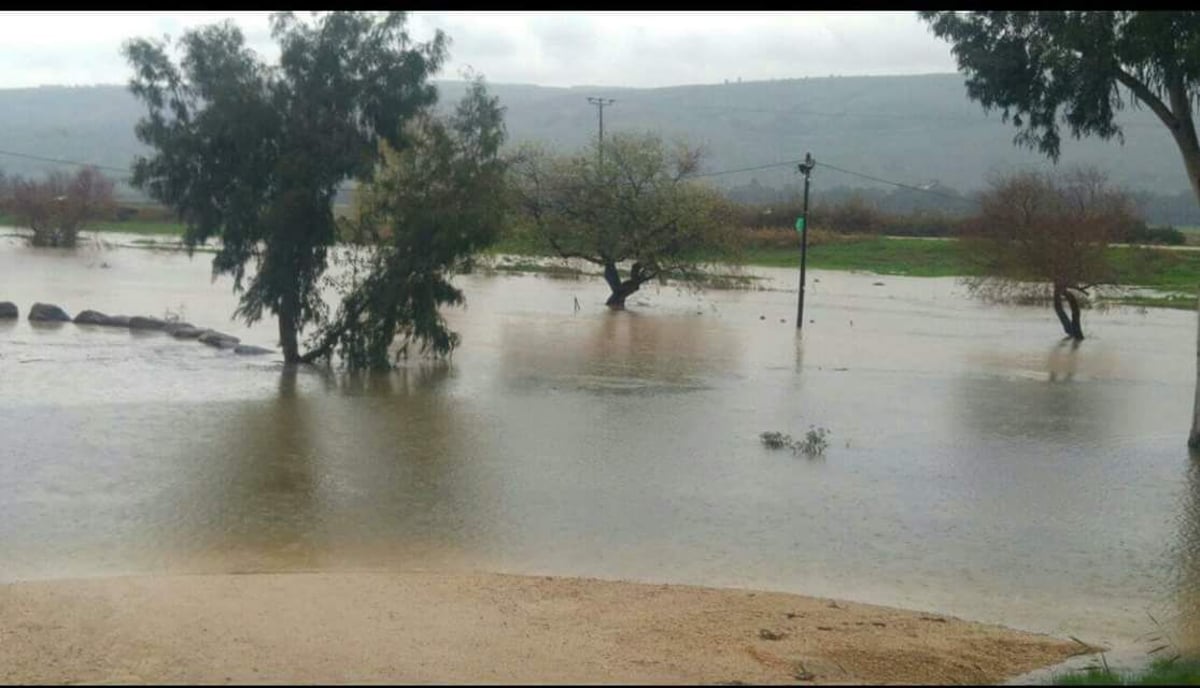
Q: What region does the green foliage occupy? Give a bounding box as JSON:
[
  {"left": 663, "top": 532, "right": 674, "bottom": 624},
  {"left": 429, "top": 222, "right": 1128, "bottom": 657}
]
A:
[
  {"left": 510, "top": 132, "right": 738, "bottom": 307},
  {"left": 1126, "top": 225, "right": 1186, "bottom": 246},
  {"left": 760, "top": 427, "right": 831, "bottom": 458},
  {"left": 304, "top": 77, "right": 510, "bottom": 369},
  {"left": 1054, "top": 658, "right": 1200, "bottom": 685},
  {"left": 920, "top": 12, "right": 1200, "bottom": 162},
  {"left": 123, "top": 11, "right": 446, "bottom": 362}
]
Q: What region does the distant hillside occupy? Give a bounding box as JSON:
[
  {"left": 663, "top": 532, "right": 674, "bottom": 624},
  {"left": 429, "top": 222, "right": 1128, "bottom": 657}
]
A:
[{"left": 1, "top": 75, "right": 1196, "bottom": 220}]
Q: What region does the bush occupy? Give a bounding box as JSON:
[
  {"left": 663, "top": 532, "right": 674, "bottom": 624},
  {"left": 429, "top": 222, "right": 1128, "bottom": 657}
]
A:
[
  {"left": 729, "top": 197, "right": 967, "bottom": 238},
  {"left": 1126, "top": 224, "right": 1186, "bottom": 246}
]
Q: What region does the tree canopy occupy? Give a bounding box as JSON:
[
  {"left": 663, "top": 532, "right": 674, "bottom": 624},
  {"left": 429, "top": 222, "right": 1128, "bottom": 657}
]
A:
[
  {"left": 510, "top": 132, "right": 735, "bottom": 308},
  {"left": 302, "top": 77, "right": 510, "bottom": 369},
  {"left": 919, "top": 11, "right": 1200, "bottom": 205},
  {"left": 123, "top": 11, "right": 446, "bottom": 364}
]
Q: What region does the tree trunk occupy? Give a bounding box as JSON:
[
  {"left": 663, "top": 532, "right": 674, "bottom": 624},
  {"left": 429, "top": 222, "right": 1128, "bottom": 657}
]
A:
[
  {"left": 602, "top": 261, "right": 644, "bottom": 309},
  {"left": 278, "top": 292, "right": 301, "bottom": 365},
  {"left": 1052, "top": 285, "right": 1084, "bottom": 340},
  {"left": 1190, "top": 294, "right": 1200, "bottom": 449},
  {"left": 1172, "top": 107, "right": 1200, "bottom": 448},
  {"left": 1063, "top": 288, "right": 1084, "bottom": 340}
]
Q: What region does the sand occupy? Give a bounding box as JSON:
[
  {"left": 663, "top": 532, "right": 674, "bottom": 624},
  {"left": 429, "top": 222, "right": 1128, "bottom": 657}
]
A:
[{"left": 0, "top": 570, "right": 1090, "bottom": 685}]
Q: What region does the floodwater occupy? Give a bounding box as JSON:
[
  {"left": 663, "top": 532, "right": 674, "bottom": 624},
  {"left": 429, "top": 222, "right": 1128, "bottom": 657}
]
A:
[{"left": 2, "top": 232, "right": 1199, "bottom": 661}]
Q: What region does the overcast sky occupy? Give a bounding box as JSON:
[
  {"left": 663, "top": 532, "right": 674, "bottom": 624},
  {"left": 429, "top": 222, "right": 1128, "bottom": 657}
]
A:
[{"left": 0, "top": 11, "right": 958, "bottom": 89}]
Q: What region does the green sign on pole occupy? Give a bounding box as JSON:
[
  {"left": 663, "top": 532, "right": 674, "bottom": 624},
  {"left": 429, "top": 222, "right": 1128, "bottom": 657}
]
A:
[{"left": 795, "top": 216, "right": 805, "bottom": 233}]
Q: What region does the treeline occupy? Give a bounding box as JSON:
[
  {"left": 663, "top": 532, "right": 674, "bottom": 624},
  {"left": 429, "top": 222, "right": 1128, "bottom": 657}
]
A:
[
  {"left": 725, "top": 178, "right": 1200, "bottom": 228},
  {"left": 726, "top": 191, "right": 1185, "bottom": 246}
]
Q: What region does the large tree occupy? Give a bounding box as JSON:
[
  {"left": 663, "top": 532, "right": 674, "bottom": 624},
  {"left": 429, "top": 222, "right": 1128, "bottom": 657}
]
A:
[
  {"left": 124, "top": 11, "right": 446, "bottom": 364},
  {"left": 301, "top": 77, "right": 510, "bottom": 369},
  {"left": 962, "top": 168, "right": 1139, "bottom": 340},
  {"left": 510, "top": 132, "right": 734, "bottom": 309},
  {"left": 920, "top": 11, "right": 1200, "bottom": 446}
]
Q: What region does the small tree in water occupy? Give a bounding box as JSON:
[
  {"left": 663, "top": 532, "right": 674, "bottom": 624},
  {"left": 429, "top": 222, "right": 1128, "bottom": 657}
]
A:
[
  {"left": 10, "top": 167, "right": 114, "bottom": 248},
  {"left": 961, "top": 168, "right": 1139, "bottom": 340},
  {"left": 510, "top": 132, "right": 735, "bottom": 309}
]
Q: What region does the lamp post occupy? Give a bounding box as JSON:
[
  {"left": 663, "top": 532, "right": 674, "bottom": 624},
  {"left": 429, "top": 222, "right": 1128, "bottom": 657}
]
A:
[{"left": 796, "top": 152, "right": 814, "bottom": 329}]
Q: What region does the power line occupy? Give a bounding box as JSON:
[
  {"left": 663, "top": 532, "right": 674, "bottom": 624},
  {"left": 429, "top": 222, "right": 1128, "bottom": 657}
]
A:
[
  {"left": 815, "top": 160, "right": 977, "bottom": 206},
  {"left": 688, "top": 159, "right": 806, "bottom": 179},
  {"left": 0, "top": 141, "right": 975, "bottom": 210},
  {"left": 0, "top": 148, "right": 132, "bottom": 177},
  {"left": 685, "top": 156, "right": 976, "bottom": 208}
]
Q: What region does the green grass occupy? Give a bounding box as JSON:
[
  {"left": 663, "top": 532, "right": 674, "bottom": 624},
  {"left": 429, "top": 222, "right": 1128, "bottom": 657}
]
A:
[
  {"left": 8, "top": 215, "right": 1199, "bottom": 305},
  {"left": 1054, "top": 659, "right": 1200, "bottom": 685},
  {"left": 734, "top": 236, "right": 973, "bottom": 277},
  {"left": 1108, "top": 294, "right": 1199, "bottom": 311}
]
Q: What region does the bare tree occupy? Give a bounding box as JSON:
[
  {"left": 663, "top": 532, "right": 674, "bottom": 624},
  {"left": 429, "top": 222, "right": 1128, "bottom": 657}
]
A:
[
  {"left": 961, "top": 168, "right": 1139, "bottom": 340},
  {"left": 10, "top": 167, "right": 115, "bottom": 248}
]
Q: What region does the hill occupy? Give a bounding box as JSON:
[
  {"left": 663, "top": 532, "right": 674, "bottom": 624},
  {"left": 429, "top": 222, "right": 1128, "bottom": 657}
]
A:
[{"left": 0, "top": 75, "right": 1196, "bottom": 221}]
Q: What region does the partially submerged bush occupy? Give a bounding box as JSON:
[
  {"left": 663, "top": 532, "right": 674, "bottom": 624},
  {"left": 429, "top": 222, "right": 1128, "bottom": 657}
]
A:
[{"left": 760, "top": 426, "right": 831, "bottom": 457}]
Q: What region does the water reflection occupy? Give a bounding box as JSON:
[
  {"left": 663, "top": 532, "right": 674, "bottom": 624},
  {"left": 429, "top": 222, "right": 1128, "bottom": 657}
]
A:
[
  {"left": 1047, "top": 338, "right": 1082, "bottom": 383},
  {"left": 1177, "top": 455, "right": 1200, "bottom": 655},
  {"left": 3, "top": 240, "right": 1200, "bottom": 652},
  {"left": 497, "top": 309, "right": 740, "bottom": 394}
]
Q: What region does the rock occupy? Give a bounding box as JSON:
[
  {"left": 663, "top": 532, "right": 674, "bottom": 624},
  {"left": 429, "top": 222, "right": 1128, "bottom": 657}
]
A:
[
  {"left": 170, "top": 326, "right": 205, "bottom": 339},
  {"left": 873, "top": 281, "right": 885, "bottom": 286},
  {"left": 28, "top": 303, "right": 71, "bottom": 322},
  {"left": 198, "top": 330, "right": 240, "bottom": 349},
  {"left": 0, "top": 302, "right": 17, "bottom": 319},
  {"left": 162, "top": 321, "right": 196, "bottom": 335},
  {"left": 233, "top": 345, "right": 274, "bottom": 356},
  {"left": 74, "top": 310, "right": 112, "bottom": 325},
  {"left": 105, "top": 315, "right": 131, "bottom": 327},
  {"left": 128, "top": 316, "right": 168, "bottom": 330}
]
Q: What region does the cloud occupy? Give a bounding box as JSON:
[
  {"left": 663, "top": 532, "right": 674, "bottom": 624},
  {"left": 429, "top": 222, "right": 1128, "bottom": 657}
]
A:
[{"left": 0, "top": 11, "right": 958, "bottom": 89}]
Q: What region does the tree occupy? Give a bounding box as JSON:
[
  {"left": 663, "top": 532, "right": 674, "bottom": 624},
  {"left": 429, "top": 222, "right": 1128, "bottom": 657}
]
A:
[
  {"left": 301, "top": 76, "right": 510, "bottom": 369},
  {"left": 919, "top": 11, "right": 1200, "bottom": 446},
  {"left": 9, "top": 167, "right": 115, "bottom": 248},
  {"left": 510, "top": 132, "right": 735, "bottom": 309},
  {"left": 123, "top": 11, "right": 446, "bottom": 364},
  {"left": 962, "top": 168, "right": 1139, "bottom": 340},
  {"left": 919, "top": 12, "right": 1200, "bottom": 205}
]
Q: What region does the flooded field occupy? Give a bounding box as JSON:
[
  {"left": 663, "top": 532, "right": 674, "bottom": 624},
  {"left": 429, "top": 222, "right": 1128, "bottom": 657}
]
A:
[{"left": 2, "top": 232, "right": 1198, "bottom": 658}]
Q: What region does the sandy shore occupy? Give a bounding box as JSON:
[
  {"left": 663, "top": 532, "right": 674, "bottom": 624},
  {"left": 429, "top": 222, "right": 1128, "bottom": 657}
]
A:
[{"left": 0, "top": 570, "right": 1089, "bottom": 685}]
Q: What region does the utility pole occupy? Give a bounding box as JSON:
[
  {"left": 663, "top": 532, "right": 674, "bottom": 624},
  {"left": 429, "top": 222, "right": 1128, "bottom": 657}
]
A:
[
  {"left": 587, "top": 97, "right": 615, "bottom": 167},
  {"left": 796, "top": 152, "right": 815, "bottom": 329}
]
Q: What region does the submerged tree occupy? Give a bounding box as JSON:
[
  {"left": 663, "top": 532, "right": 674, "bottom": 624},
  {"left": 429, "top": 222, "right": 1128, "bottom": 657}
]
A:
[
  {"left": 302, "top": 77, "right": 510, "bottom": 369},
  {"left": 124, "top": 11, "right": 446, "bottom": 364},
  {"left": 510, "top": 132, "right": 735, "bottom": 309},
  {"left": 962, "top": 168, "right": 1138, "bottom": 340},
  {"left": 10, "top": 167, "right": 115, "bottom": 248}
]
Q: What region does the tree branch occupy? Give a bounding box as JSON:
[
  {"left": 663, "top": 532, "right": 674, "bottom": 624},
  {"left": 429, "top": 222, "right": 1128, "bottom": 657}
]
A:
[{"left": 1114, "top": 68, "right": 1179, "bottom": 130}]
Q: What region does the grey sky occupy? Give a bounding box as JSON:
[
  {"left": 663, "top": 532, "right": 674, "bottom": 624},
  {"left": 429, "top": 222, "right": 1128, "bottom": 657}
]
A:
[{"left": 0, "top": 11, "right": 957, "bottom": 89}]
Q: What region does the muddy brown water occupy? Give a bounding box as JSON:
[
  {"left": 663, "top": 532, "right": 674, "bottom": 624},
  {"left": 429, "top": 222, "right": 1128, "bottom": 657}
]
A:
[{"left": 1, "top": 232, "right": 1198, "bottom": 664}]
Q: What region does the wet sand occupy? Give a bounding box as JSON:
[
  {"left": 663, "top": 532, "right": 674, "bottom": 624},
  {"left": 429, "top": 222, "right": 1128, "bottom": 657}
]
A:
[{"left": 0, "top": 571, "right": 1088, "bottom": 685}]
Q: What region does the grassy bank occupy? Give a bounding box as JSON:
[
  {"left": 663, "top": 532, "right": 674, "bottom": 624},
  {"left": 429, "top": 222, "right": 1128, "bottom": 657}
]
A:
[
  {"left": 1054, "top": 658, "right": 1200, "bottom": 685},
  {"left": 9, "top": 217, "right": 1197, "bottom": 308}
]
